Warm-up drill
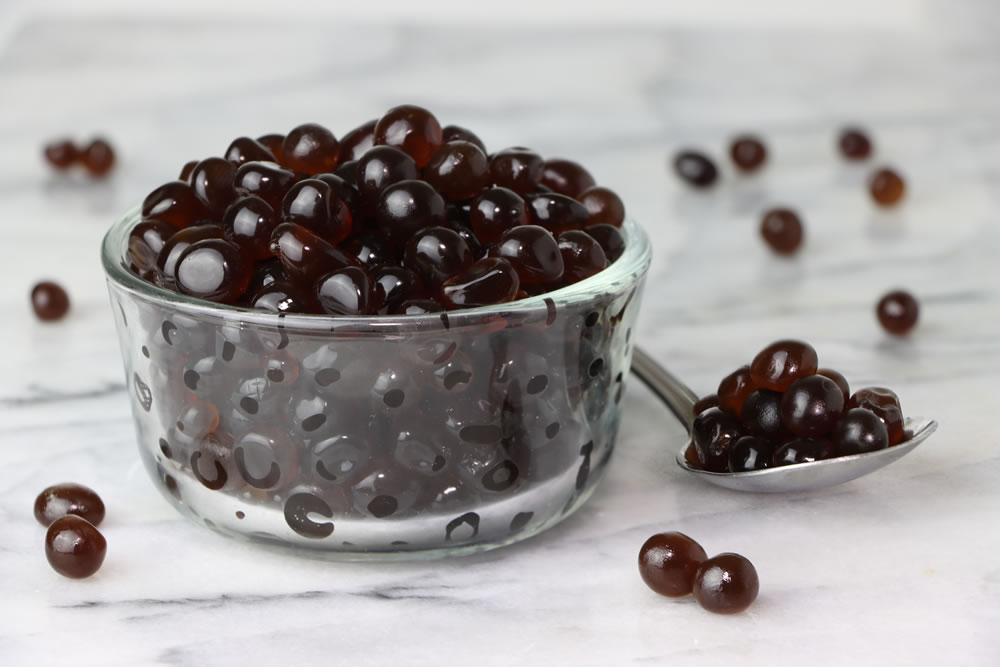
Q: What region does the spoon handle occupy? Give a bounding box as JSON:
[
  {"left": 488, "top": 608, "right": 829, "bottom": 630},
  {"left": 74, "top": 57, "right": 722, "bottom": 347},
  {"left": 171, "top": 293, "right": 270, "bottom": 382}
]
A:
[{"left": 629, "top": 346, "right": 699, "bottom": 432}]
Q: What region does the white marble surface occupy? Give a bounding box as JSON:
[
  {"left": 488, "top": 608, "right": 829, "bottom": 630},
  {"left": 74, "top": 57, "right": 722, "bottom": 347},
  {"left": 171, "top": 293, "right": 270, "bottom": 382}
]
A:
[{"left": 2, "top": 4, "right": 1000, "bottom": 665}]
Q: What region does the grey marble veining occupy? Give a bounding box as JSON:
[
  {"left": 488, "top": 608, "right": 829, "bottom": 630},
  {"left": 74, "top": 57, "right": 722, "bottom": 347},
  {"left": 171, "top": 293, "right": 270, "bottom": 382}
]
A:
[{"left": 2, "top": 6, "right": 1000, "bottom": 666}]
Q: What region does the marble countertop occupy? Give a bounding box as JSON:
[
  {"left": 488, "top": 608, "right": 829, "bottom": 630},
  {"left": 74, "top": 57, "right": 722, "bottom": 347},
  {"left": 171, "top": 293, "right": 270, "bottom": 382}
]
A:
[{"left": 2, "top": 4, "right": 999, "bottom": 665}]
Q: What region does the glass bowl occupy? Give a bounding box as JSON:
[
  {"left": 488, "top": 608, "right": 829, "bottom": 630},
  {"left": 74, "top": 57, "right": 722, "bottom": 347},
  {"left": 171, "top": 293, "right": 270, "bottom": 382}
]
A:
[{"left": 101, "top": 209, "right": 651, "bottom": 559}]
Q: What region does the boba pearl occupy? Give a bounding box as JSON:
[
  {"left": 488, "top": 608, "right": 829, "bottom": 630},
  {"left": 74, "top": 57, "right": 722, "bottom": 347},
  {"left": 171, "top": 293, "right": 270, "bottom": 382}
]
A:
[
  {"left": 189, "top": 157, "right": 237, "bottom": 217},
  {"left": 692, "top": 553, "right": 759, "bottom": 614},
  {"left": 692, "top": 407, "right": 744, "bottom": 473},
  {"left": 579, "top": 186, "right": 625, "bottom": 228},
  {"left": 444, "top": 216, "right": 485, "bottom": 259},
  {"left": 142, "top": 181, "right": 213, "bottom": 229},
  {"left": 527, "top": 192, "right": 589, "bottom": 235},
  {"left": 175, "top": 239, "right": 251, "bottom": 303},
  {"left": 224, "top": 136, "right": 276, "bottom": 166},
  {"left": 818, "top": 368, "right": 850, "bottom": 404},
  {"left": 256, "top": 134, "right": 285, "bottom": 163},
  {"left": 374, "top": 104, "right": 443, "bottom": 168},
  {"left": 693, "top": 394, "right": 720, "bottom": 416},
  {"left": 404, "top": 226, "right": 474, "bottom": 285},
  {"left": 869, "top": 168, "right": 905, "bottom": 206},
  {"left": 222, "top": 196, "right": 278, "bottom": 262},
  {"left": 81, "top": 138, "right": 115, "bottom": 177},
  {"left": 760, "top": 208, "right": 804, "bottom": 255},
  {"left": 281, "top": 122, "right": 340, "bottom": 175},
  {"left": 470, "top": 187, "right": 530, "bottom": 244},
  {"left": 441, "top": 125, "right": 487, "bottom": 153},
  {"left": 316, "top": 266, "right": 376, "bottom": 315},
  {"left": 281, "top": 178, "right": 353, "bottom": 245},
  {"left": 876, "top": 290, "right": 919, "bottom": 335},
  {"left": 740, "top": 389, "right": 786, "bottom": 440},
  {"left": 31, "top": 282, "right": 70, "bottom": 321},
  {"left": 45, "top": 515, "right": 106, "bottom": 579},
  {"left": 251, "top": 280, "right": 318, "bottom": 314},
  {"left": 128, "top": 220, "right": 176, "bottom": 274},
  {"left": 717, "top": 365, "right": 756, "bottom": 417},
  {"left": 773, "top": 437, "right": 833, "bottom": 466},
  {"left": 839, "top": 128, "right": 872, "bottom": 160},
  {"left": 155, "top": 224, "right": 225, "bottom": 289},
  {"left": 848, "top": 387, "right": 905, "bottom": 446},
  {"left": 374, "top": 266, "right": 426, "bottom": 313},
  {"left": 44, "top": 139, "right": 78, "bottom": 169},
  {"left": 780, "top": 374, "right": 845, "bottom": 437},
  {"left": 730, "top": 136, "right": 767, "bottom": 172},
  {"left": 234, "top": 161, "right": 298, "bottom": 209},
  {"left": 539, "top": 158, "right": 595, "bottom": 198},
  {"left": 34, "top": 483, "right": 105, "bottom": 527},
  {"left": 334, "top": 159, "right": 358, "bottom": 183},
  {"left": 728, "top": 436, "right": 773, "bottom": 472},
  {"left": 423, "top": 141, "right": 490, "bottom": 202},
  {"left": 673, "top": 151, "right": 718, "bottom": 188},
  {"left": 246, "top": 258, "right": 288, "bottom": 294},
  {"left": 492, "top": 225, "right": 564, "bottom": 286},
  {"left": 342, "top": 233, "right": 396, "bottom": 270},
  {"left": 375, "top": 179, "right": 447, "bottom": 247},
  {"left": 269, "top": 223, "right": 360, "bottom": 282},
  {"left": 338, "top": 119, "right": 377, "bottom": 162},
  {"left": 440, "top": 257, "right": 520, "bottom": 308},
  {"left": 557, "top": 230, "right": 607, "bottom": 284},
  {"left": 638, "top": 532, "right": 708, "bottom": 597},
  {"left": 489, "top": 147, "right": 543, "bottom": 194},
  {"left": 356, "top": 146, "right": 419, "bottom": 215},
  {"left": 750, "top": 340, "right": 818, "bottom": 392},
  {"left": 833, "top": 408, "right": 889, "bottom": 455},
  {"left": 584, "top": 224, "right": 625, "bottom": 263},
  {"left": 179, "top": 160, "right": 197, "bottom": 181}
]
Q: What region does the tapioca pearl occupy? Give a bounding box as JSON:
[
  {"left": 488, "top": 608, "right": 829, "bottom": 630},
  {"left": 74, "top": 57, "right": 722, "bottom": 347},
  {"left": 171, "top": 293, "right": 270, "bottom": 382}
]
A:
[
  {"left": 290, "top": 393, "right": 329, "bottom": 434},
  {"left": 367, "top": 495, "right": 398, "bottom": 518},
  {"left": 284, "top": 492, "right": 334, "bottom": 538},
  {"left": 352, "top": 468, "right": 421, "bottom": 517},
  {"left": 264, "top": 353, "right": 299, "bottom": 385},
  {"left": 394, "top": 430, "right": 449, "bottom": 476},
  {"left": 311, "top": 434, "right": 370, "bottom": 486},
  {"left": 171, "top": 400, "right": 220, "bottom": 448},
  {"left": 445, "top": 512, "right": 480, "bottom": 541},
  {"left": 481, "top": 460, "right": 519, "bottom": 492},
  {"left": 190, "top": 431, "right": 235, "bottom": 491},
  {"left": 509, "top": 511, "right": 533, "bottom": 533},
  {"left": 235, "top": 429, "right": 297, "bottom": 490}
]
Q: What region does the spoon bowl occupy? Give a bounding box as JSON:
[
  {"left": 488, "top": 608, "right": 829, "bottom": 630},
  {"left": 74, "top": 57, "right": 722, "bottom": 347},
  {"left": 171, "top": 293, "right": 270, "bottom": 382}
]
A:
[{"left": 629, "top": 346, "right": 938, "bottom": 493}]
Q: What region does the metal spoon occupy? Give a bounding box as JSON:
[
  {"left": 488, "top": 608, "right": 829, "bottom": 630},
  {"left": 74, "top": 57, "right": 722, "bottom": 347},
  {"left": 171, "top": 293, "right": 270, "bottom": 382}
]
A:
[{"left": 629, "top": 346, "right": 938, "bottom": 493}]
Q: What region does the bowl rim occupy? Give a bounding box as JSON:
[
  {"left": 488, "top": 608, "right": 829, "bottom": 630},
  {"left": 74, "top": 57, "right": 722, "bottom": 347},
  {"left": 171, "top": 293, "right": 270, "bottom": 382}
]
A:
[{"left": 102, "top": 206, "right": 652, "bottom": 332}]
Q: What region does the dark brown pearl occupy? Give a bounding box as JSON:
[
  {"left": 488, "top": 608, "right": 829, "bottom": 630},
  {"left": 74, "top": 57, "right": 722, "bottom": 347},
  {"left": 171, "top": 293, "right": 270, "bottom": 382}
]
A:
[
  {"left": 557, "top": 230, "right": 607, "bottom": 284},
  {"left": 128, "top": 220, "right": 175, "bottom": 274},
  {"left": 440, "top": 257, "right": 520, "bottom": 309},
  {"left": 441, "top": 125, "right": 487, "bottom": 154},
  {"left": 488, "top": 147, "right": 543, "bottom": 194},
  {"left": 717, "top": 365, "right": 756, "bottom": 416},
  {"left": 281, "top": 178, "right": 353, "bottom": 245},
  {"left": 356, "top": 146, "right": 419, "bottom": 216},
  {"left": 317, "top": 266, "right": 376, "bottom": 315},
  {"left": 34, "top": 483, "right": 105, "bottom": 527},
  {"left": 44, "top": 139, "right": 78, "bottom": 169},
  {"left": 692, "top": 407, "right": 744, "bottom": 473},
  {"left": 342, "top": 233, "right": 395, "bottom": 269},
  {"left": 760, "top": 208, "right": 803, "bottom": 255},
  {"left": 638, "top": 532, "right": 707, "bottom": 597},
  {"left": 869, "top": 168, "right": 905, "bottom": 206},
  {"left": 155, "top": 224, "right": 224, "bottom": 288},
  {"left": 390, "top": 298, "right": 444, "bottom": 315},
  {"left": 780, "top": 375, "right": 845, "bottom": 437},
  {"left": 45, "top": 515, "right": 106, "bottom": 579},
  {"left": 834, "top": 408, "right": 889, "bottom": 455},
  {"left": 728, "top": 436, "right": 774, "bottom": 472},
  {"left": 817, "top": 368, "right": 850, "bottom": 404},
  {"left": 81, "top": 138, "right": 115, "bottom": 177},
  {"left": 142, "top": 181, "right": 213, "bottom": 229},
  {"left": 527, "top": 192, "right": 589, "bottom": 235},
  {"left": 583, "top": 224, "right": 625, "bottom": 263},
  {"left": 740, "top": 389, "right": 786, "bottom": 440},
  {"left": 470, "top": 187, "right": 529, "bottom": 244},
  {"left": 281, "top": 122, "right": 340, "bottom": 175},
  {"left": 876, "top": 290, "right": 919, "bottom": 335},
  {"left": 848, "top": 387, "right": 904, "bottom": 446},
  {"left": 175, "top": 239, "right": 251, "bottom": 303},
  {"left": 404, "top": 226, "right": 474, "bottom": 285},
  {"left": 374, "top": 266, "right": 426, "bottom": 313},
  {"left": 251, "top": 280, "right": 318, "bottom": 314},
  {"left": 256, "top": 134, "right": 285, "bottom": 163},
  {"left": 692, "top": 553, "right": 759, "bottom": 614},
  {"left": 246, "top": 258, "right": 287, "bottom": 295},
  {"left": 579, "top": 186, "right": 625, "bottom": 228},
  {"left": 225, "top": 137, "right": 276, "bottom": 166},
  {"left": 31, "top": 282, "right": 70, "bottom": 321},
  {"left": 338, "top": 119, "right": 377, "bottom": 163},
  {"left": 444, "top": 213, "right": 485, "bottom": 259},
  {"left": 673, "top": 150, "right": 718, "bottom": 188},
  {"left": 750, "top": 340, "right": 819, "bottom": 392},
  {"left": 540, "top": 158, "right": 595, "bottom": 197},
  {"left": 375, "top": 179, "right": 446, "bottom": 247},
  {"left": 223, "top": 195, "right": 278, "bottom": 261},
  {"left": 189, "top": 157, "right": 238, "bottom": 217},
  {"left": 839, "top": 128, "right": 872, "bottom": 160},
  {"left": 423, "top": 141, "right": 490, "bottom": 202},
  {"left": 179, "top": 160, "right": 197, "bottom": 182},
  {"left": 374, "top": 104, "right": 443, "bottom": 168},
  {"left": 773, "top": 437, "right": 833, "bottom": 466},
  {"left": 334, "top": 159, "right": 358, "bottom": 183},
  {"left": 684, "top": 443, "right": 702, "bottom": 466},
  {"left": 492, "top": 225, "right": 563, "bottom": 286},
  {"left": 729, "top": 136, "right": 767, "bottom": 171},
  {"left": 234, "top": 161, "right": 298, "bottom": 210},
  {"left": 693, "top": 394, "right": 720, "bottom": 416},
  {"left": 269, "top": 223, "right": 359, "bottom": 282}
]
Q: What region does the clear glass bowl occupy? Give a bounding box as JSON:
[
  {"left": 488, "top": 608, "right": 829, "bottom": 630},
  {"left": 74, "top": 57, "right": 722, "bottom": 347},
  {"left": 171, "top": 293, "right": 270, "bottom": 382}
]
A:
[{"left": 101, "top": 209, "right": 651, "bottom": 559}]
